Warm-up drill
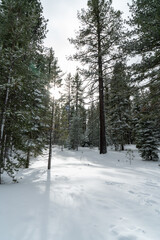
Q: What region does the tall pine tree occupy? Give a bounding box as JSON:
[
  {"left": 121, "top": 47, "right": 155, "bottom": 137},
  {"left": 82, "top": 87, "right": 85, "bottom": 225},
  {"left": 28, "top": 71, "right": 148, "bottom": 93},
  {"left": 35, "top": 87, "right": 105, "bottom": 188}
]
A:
[
  {"left": 69, "top": 0, "right": 123, "bottom": 154},
  {"left": 0, "top": 0, "right": 49, "bottom": 181}
]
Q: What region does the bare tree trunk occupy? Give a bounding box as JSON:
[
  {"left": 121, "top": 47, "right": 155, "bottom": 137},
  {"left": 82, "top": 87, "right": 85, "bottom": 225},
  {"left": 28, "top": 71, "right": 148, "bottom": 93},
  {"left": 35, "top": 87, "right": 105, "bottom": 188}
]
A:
[
  {"left": 48, "top": 101, "right": 54, "bottom": 170},
  {"left": 0, "top": 134, "right": 7, "bottom": 184},
  {"left": 67, "top": 77, "right": 71, "bottom": 149},
  {"left": 25, "top": 150, "right": 30, "bottom": 168},
  {"left": 97, "top": 14, "right": 107, "bottom": 154},
  {"left": 121, "top": 144, "right": 124, "bottom": 151},
  {"left": 98, "top": 72, "right": 107, "bottom": 153},
  {"left": 0, "top": 85, "right": 10, "bottom": 141},
  {"left": 0, "top": 78, "right": 11, "bottom": 184}
]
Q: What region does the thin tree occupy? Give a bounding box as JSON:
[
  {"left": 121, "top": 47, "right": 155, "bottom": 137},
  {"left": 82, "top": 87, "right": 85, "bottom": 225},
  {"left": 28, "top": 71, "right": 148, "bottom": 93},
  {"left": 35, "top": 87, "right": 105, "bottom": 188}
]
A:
[{"left": 47, "top": 48, "right": 61, "bottom": 170}]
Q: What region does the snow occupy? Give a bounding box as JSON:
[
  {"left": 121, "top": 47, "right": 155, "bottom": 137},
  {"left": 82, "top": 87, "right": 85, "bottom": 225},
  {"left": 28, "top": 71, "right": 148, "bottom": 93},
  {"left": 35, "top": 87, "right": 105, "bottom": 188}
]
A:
[{"left": 0, "top": 146, "right": 160, "bottom": 240}]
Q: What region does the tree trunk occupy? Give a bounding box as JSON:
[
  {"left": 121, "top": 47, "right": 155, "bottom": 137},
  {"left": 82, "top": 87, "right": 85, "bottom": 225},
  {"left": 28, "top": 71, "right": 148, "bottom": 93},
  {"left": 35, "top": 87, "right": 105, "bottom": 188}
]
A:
[
  {"left": 0, "top": 84, "right": 10, "bottom": 141},
  {"left": 121, "top": 144, "right": 124, "bottom": 151},
  {"left": 0, "top": 73, "right": 12, "bottom": 183},
  {"left": 48, "top": 101, "right": 54, "bottom": 170},
  {"left": 25, "top": 150, "right": 30, "bottom": 168},
  {"left": 97, "top": 14, "right": 107, "bottom": 154},
  {"left": 0, "top": 84, "right": 10, "bottom": 175}
]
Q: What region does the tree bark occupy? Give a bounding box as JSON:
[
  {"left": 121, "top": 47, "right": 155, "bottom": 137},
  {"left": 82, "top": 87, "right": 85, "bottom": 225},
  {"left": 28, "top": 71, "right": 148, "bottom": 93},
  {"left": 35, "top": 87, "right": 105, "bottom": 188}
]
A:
[
  {"left": 48, "top": 101, "right": 54, "bottom": 170},
  {"left": 25, "top": 150, "right": 30, "bottom": 168},
  {"left": 97, "top": 12, "right": 107, "bottom": 154},
  {"left": 0, "top": 78, "right": 11, "bottom": 183}
]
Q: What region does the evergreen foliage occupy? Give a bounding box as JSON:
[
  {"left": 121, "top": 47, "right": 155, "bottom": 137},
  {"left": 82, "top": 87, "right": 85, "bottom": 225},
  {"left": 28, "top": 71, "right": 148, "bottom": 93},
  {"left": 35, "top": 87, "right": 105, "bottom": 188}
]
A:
[
  {"left": 136, "top": 100, "right": 159, "bottom": 161},
  {"left": 126, "top": 0, "right": 160, "bottom": 84},
  {"left": 68, "top": 73, "right": 86, "bottom": 150},
  {"left": 107, "top": 61, "right": 131, "bottom": 151},
  {"left": 0, "top": 0, "right": 51, "bottom": 181},
  {"left": 87, "top": 102, "right": 99, "bottom": 147},
  {"left": 125, "top": 0, "right": 160, "bottom": 161}
]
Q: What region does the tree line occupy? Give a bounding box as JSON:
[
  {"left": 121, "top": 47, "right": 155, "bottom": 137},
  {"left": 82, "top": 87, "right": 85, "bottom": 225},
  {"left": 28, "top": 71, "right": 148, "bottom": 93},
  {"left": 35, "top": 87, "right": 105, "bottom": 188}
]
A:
[
  {"left": 68, "top": 0, "right": 160, "bottom": 160},
  {"left": 0, "top": 0, "right": 160, "bottom": 182}
]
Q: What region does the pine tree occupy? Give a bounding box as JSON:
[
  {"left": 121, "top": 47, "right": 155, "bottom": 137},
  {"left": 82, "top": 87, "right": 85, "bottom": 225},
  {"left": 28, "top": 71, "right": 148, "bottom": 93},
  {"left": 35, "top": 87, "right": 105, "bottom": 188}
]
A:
[
  {"left": 125, "top": 0, "right": 160, "bottom": 123},
  {"left": 69, "top": 0, "right": 123, "bottom": 154},
  {"left": 57, "top": 73, "right": 73, "bottom": 149},
  {"left": 0, "top": 0, "right": 48, "bottom": 182},
  {"left": 125, "top": 0, "right": 160, "bottom": 160},
  {"left": 58, "top": 103, "right": 70, "bottom": 148},
  {"left": 126, "top": 0, "right": 160, "bottom": 84},
  {"left": 64, "top": 73, "right": 72, "bottom": 139},
  {"left": 149, "top": 76, "right": 160, "bottom": 144},
  {"left": 87, "top": 102, "right": 99, "bottom": 147},
  {"left": 130, "top": 88, "right": 142, "bottom": 144},
  {"left": 68, "top": 72, "right": 85, "bottom": 150},
  {"left": 107, "top": 61, "right": 131, "bottom": 151},
  {"left": 136, "top": 94, "right": 159, "bottom": 161}
]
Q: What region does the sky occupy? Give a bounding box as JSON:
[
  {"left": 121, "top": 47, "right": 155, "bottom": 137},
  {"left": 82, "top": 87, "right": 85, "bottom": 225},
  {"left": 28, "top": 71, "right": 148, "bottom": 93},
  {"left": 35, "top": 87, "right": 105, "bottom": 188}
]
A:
[{"left": 41, "top": 0, "right": 132, "bottom": 74}]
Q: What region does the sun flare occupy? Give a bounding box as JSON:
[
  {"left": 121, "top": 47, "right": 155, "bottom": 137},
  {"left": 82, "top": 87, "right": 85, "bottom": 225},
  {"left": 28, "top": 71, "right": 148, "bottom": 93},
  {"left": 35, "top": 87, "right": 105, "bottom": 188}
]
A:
[{"left": 50, "top": 87, "right": 61, "bottom": 100}]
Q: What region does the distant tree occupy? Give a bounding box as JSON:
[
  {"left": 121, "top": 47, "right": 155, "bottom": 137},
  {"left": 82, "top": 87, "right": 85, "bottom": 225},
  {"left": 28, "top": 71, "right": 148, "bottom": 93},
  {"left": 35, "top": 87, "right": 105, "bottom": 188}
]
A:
[
  {"left": 107, "top": 61, "right": 131, "bottom": 151},
  {"left": 58, "top": 103, "right": 70, "bottom": 148},
  {"left": 68, "top": 72, "right": 85, "bottom": 150},
  {"left": 64, "top": 73, "right": 72, "bottom": 136},
  {"left": 57, "top": 73, "right": 73, "bottom": 148},
  {"left": 87, "top": 102, "right": 99, "bottom": 147},
  {"left": 130, "top": 88, "right": 142, "bottom": 144}
]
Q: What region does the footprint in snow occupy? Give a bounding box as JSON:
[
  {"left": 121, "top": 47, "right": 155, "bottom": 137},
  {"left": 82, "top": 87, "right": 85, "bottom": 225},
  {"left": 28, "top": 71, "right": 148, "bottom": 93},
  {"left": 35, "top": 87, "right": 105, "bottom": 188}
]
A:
[
  {"left": 145, "top": 181, "right": 159, "bottom": 188},
  {"left": 146, "top": 199, "right": 157, "bottom": 205},
  {"left": 105, "top": 181, "right": 123, "bottom": 187},
  {"left": 118, "top": 235, "right": 137, "bottom": 240},
  {"left": 128, "top": 190, "right": 135, "bottom": 194}
]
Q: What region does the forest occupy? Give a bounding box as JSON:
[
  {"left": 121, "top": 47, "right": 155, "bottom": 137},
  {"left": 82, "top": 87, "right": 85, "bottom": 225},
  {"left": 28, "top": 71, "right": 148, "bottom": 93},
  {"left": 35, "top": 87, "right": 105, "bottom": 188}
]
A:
[
  {"left": 0, "top": 1, "right": 160, "bottom": 239},
  {"left": 0, "top": 0, "right": 160, "bottom": 183}
]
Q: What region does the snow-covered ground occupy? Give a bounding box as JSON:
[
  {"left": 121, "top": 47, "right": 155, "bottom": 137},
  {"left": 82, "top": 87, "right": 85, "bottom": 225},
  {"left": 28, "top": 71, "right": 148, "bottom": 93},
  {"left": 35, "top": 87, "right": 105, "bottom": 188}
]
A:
[{"left": 0, "top": 146, "right": 160, "bottom": 240}]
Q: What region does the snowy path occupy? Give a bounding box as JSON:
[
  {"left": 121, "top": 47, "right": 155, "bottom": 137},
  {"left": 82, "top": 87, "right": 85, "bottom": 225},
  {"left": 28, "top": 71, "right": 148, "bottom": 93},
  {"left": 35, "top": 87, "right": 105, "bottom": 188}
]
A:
[{"left": 0, "top": 147, "right": 160, "bottom": 240}]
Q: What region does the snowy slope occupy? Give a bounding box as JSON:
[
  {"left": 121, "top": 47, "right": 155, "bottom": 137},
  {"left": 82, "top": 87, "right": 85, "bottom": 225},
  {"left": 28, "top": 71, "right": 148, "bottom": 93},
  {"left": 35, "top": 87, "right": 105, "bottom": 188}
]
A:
[{"left": 0, "top": 146, "right": 160, "bottom": 240}]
